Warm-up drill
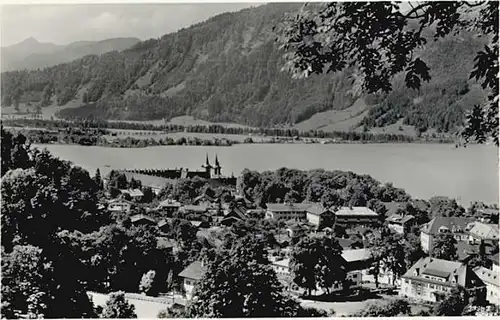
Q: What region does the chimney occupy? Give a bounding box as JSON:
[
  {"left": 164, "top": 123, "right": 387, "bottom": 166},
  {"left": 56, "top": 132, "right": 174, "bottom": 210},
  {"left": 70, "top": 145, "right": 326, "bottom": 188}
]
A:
[{"left": 414, "top": 267, "right": 420, "bottom": 276}]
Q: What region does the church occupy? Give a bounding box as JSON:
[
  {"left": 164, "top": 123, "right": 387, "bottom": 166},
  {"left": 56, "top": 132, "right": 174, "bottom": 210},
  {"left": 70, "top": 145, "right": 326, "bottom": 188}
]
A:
[{"left": 111, "top": 154, "right": 237, "bottom": 194}]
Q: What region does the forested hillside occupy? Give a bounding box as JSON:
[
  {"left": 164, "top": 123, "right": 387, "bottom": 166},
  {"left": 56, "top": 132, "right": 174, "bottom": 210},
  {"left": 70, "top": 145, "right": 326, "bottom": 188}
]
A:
[{"left": 0, "top": 3, "right": 488, "bottom": 133}]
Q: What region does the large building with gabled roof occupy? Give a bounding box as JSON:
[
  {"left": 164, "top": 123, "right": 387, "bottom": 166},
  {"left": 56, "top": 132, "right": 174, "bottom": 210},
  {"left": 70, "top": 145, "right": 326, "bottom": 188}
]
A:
[
  {"left": 420, "top": 216, "right": 476, "bottom": 253},
  {"left": 400, "top": 257, "right": 486, "bottom": 303}
]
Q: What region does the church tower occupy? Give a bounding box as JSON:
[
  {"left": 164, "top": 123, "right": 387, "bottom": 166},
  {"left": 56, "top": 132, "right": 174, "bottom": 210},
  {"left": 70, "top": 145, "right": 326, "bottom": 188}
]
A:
[
  {"left": 213, "top": 154, "right": 222, "bottom": 176},
  {"left": 201, "top": 153, "right": 212, "bottom": 177}
]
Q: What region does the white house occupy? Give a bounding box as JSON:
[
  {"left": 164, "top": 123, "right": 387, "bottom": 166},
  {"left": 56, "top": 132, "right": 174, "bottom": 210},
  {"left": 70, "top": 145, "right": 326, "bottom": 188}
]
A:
[
  {"left": 178, "top": 261, "right": 206, "bottom": 299},
  {"left": 305, "top": 204, "right": 333, "bottom": 227},
  {"left": 386, "top": 214, "right": 415, "bottom": 235},
  {"left": 474, "top": 266, "right": 500, "bottom": 306},
  {"left": 107, "top": 198, "right": 133, "bottom": 213},
  {"left": 420, "top": 217, "right": 476, "bottom": 253},
  {"left": 467, "top": 222, "right": 499, "bottom": 244},
  {"left": 399, "top": 257, "right": 486, "bottom": 303},
  {"left": 334, "top": 206, "right": 380, "bottom": 225},
  {"left": 265, "top": 202, "right": 312, "bottom": 221},
  {"left": 271, "top": 250, "right": 366, "bottom": 291},
  {"left": 120, "top": 188, "right": 144, "bottom": 200}
]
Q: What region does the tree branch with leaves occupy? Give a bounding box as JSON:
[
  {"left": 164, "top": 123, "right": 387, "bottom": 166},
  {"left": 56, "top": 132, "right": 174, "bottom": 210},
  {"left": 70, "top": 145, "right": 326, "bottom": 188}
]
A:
[{"left": 276, "top": 1, "right": 498, "bottom": 144}]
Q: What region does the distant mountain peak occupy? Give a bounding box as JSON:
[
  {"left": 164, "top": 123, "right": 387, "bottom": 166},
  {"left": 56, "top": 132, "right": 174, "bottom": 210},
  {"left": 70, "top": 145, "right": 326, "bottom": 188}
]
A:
[{"left": 20, "top": 37, "right": 39, "bottom": 45}]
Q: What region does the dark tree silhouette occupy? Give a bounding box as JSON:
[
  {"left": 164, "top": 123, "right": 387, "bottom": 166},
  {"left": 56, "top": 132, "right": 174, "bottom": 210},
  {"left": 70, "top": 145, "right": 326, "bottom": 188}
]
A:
[{"left": 276, "top": 1, "right": 498, "bottom": 144}]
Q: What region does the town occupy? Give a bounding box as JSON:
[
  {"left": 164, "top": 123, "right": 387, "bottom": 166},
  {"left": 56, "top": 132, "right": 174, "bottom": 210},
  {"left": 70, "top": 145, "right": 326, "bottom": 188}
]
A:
[
  {"left": 4, "top": 128, "right": 497, "bottom": 318},
  {"left": 96, "top": 154, "right": 500, "bottom": 317}
]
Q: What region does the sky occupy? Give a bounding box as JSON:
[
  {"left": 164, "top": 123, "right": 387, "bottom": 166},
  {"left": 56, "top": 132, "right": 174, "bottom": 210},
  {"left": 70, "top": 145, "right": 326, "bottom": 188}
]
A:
[{"left": 0, "top": 2, "right": 260, "bottom": 46}]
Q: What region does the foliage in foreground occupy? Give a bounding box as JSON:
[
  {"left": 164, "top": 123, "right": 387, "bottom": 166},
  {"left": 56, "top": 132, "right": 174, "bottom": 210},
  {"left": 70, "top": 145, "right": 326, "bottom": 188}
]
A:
[
  {"left": 186, "top": 236, "right": 324, "bottom": 317},
  {"left": 100, "top": 292, "right": 137, "bottom": 319},
  {"left": 276, "top": 1, "right": 498, "bottom": 144}
]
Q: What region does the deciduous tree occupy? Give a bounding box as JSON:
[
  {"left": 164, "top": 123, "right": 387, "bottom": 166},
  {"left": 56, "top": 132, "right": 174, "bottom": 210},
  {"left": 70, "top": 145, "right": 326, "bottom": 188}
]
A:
[
  {"left": 276, "top": 1, "right": 499, "bottom": 144},
  {"left": 432, "top": 233, "right": 458, "bottom": 260},
  {"left": 100, "top": 292, "right": 137, "bottom": 318}
]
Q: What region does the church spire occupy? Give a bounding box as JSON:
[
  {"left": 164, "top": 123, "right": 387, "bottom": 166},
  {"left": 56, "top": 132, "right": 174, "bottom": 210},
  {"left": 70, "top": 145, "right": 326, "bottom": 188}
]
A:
[
  {"left": 213, "top": 154, "right": 221, "bottom": 176},
  {"left": 214, "top": 154, "right": 220, "bottom": 168},
  {"left": 202, "top": 153, "right": 212, "bottom": 169}
]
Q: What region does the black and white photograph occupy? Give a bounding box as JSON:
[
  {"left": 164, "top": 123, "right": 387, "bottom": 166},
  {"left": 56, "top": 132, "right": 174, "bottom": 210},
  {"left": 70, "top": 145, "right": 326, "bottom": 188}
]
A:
[{"left": 0, "top": 0, "right": 499, "bottom": 318}]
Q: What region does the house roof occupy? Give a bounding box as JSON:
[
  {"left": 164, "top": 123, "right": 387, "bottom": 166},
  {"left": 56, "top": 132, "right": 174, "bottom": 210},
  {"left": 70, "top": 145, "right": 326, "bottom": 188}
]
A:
[
  {"left": 108, "top": 198, "right": 134, "bottom": 205},
  {"left": 181, "top": 205, "right": 209, "bottom": 212},
  {"left": 306, "top": 203, "right": 330, "bottom": 216},
  {"left": 402, "top": 257, "right": 485, "bottom": 289},
  {"left": 157, "top": 199, "right": 182, "bottom": 209},
  {"left": 477, "top": 208, "right": 499, "bottom": 216},
  {"left": 266, "top": 202, "right": 313, "bottom": 212},
  {"left": 120, "top": 189, "right": 144, "bottom": 197},
  {"left": 156, "top": 237, "right": 176, "bottom": 249},
  {"left": 193, "top": 194, "right": 215, "bottom": 204},
  {"left": 383, "top": 202, "right": 407, "bottom": 216},
  {"left": 473, "top": 266, "right": 500, "bottom": 287},
  {"left": 489, "top": 253, "right": 499, "bottom": 266},
  {"left": 468, "top": 222, "right": 499, "bottom": 241},
  {"left": 130, "top": 214, "right": 155, "bottom": 224},
  {"left": 190, "top": 220, "right": 209, "bottom": 227},
  {"left": 421, "top": 216, "right": 476, "bottom": 235},
  {"left": 336, "top": 237, "right": 355, "bottom": 249},
  {"left": 158, "top": 219, "right": 169, "bottom": 227},
  {"left": 221, "top": 216, "right": 241, "bottom": 225},
  {"left": 341, "top": 248, "right": 371, "bottom": 263},
  {"left": 386, "top": 214, "right": 415, "bottom": 224},
  {"left": 335, "top": 207, "right": 379, "bottom": 217},
  {"left": 225, "top": 205, "right": 248, "bottom": 219},
  {"left": 178, "top": 261, "right": 205, "bottom": 280},
  {"left": 273, "top": 258, "right": 290, "bottom": 268}
]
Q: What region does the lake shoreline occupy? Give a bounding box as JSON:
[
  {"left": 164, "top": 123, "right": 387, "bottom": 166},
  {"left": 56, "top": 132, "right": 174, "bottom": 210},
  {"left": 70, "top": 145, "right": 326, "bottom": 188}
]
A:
[{"left": 33, "top": 143, "right": 499, "bottom": 206}]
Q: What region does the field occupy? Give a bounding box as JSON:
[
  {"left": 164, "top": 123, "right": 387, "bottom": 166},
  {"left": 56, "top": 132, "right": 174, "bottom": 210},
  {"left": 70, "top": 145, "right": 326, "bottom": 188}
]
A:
[{"left": 292, "top": 98, "right": 371, "bottom": 133}]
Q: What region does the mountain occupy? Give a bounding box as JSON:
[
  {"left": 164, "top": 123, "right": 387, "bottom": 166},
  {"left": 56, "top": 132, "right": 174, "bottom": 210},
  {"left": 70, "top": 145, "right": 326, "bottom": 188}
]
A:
[
  {"left": 1, "top": 37, "right": 141, "bottom": 72},
  {"left": 0, "top": 3, "right": 487, "bottom": 134}
]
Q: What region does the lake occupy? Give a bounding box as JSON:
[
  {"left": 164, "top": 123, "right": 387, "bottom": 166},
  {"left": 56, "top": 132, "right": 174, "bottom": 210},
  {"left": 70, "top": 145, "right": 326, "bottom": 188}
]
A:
[{"left": 35, "top": 143, "right": 499, "bottom": 206}]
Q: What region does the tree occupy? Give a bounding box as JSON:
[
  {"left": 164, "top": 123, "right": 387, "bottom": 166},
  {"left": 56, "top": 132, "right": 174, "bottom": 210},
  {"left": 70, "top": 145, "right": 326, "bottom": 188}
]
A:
[
  {"left": 1, "top": 245, "right": 50, "bottom": 319},
  {"left": 157, "top": 307, "right": 184, "bottom": 318},
  {"left": 353, "top": 299, "right": 411, "bottom": 317},
  {"left": 404, "top": 233, "right": 425, "bottom": 269},
  {"left": 368, "top": 237, "right": 385, "bottom": 289},
  {"left": 276, "top": 1, "right": 499, "bottom": 144},
  {"left": 467, "top": 241, "right": 491, "bottom": 269},
  {"left": 432, "top": 233, "right": 458, "bottom": 260},
  {"left": 316, "top": 236, "right": 346, "bottom": 295},
  {"left": 139, "top": 270, "right": 156, "bottom": 296},
  {"left": 429, "top": 196, "right": 465, "bottom": 217},
  {"left": 381, "top": 234, "right": 407, "bottom": 285},
  {"left": 100, "top": 292, "right": 137, "bottom": 318},
  {"left": 1, "top": 244, "right": 96, "bottom": 319},
  {"left": 141, "top": 186, "right": 154, "bottom": 203},
  {"left": 186, "top": 236, "right": 302, "bottom": 317},
  {"left": 290, "top": 236, "right": 346, "bottom": 296},
  {"left": 174, "top": 221, "right": 198, "bottom": 249},
  {"left": 433, "top": 288, "right": 466, "bottom": 316},
  {"left": 94, "top": 168, "right": 104, "bottom": 190}
]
